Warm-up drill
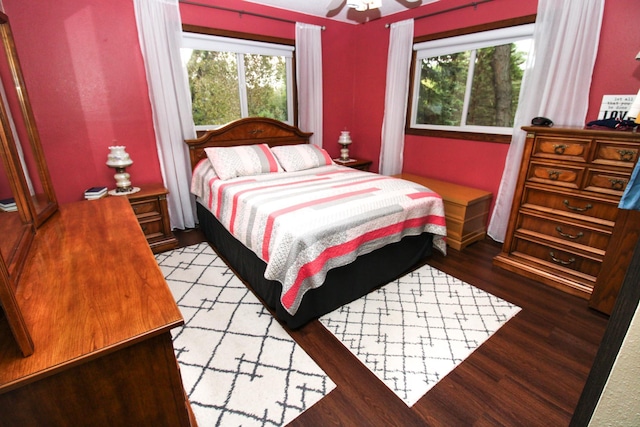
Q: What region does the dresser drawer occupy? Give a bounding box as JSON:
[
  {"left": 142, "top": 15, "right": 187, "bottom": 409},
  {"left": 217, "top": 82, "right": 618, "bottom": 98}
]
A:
[
  {"left": 512, "top": 236, "right": 602, "bottom": 280},
  {"left": 592, "top": 140, "right": 639, "bottom": 168},
  {"left": 584, "top": 168, "right": 630, "bottom": 197},
  {"left": 527, "top": 160, "right": 584, "bottom": 189},
  {"left": 522, "top": 186, "right": 619, "bottom": 224},
  {"left": 531, "top": 136, "right": 590, "bottom": 162},
  {"left": 516, "top": 212, "right": 611, "bottom": 252},
  {"left": 131, "top": 198, "right": 161, "bottom": 218}
]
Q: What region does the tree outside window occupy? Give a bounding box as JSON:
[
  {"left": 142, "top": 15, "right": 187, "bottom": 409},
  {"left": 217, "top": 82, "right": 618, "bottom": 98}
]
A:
[
  {"left": 410, "top": 24, "right": 533, "bottom": 136},
  {"left": 182, "top": 34, "right": 294, "bottom": 130}
]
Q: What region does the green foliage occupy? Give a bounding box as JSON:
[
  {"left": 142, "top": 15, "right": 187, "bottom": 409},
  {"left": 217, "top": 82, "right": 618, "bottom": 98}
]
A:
[
  {"left": 185, "top": 50, "right": 288, "bottom": 127},
  {"left": 186, "top": 50, "right": 240, "bottom": 126},
  {"left": 417, "top": 52, "right": 469, "bottom": 126},
  {"left": 416, "top": 42, "right": 527, "bottom": 129},
  {"left": 245, "top": 54, "right": 288, "bottom": 122}
]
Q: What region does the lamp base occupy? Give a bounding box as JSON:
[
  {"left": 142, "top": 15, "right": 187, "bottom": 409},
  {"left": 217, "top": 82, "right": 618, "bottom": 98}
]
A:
[
  {"left": 108, "top": 187, "right": 140, "bottom": 196},
  {"left": 340, "top": 146, "right": 351, "bottom": 162}
]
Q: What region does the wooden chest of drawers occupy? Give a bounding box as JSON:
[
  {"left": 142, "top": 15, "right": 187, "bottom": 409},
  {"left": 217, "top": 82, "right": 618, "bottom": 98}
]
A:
[
  {"left": 127, "top": 184, "right": 178, "bottom": 254},
  {"left": 395, "top": 174, "right": 492, "bottom": 251},
  {"left": 494, "top": 127, "right": 640, "bottom": 299}
]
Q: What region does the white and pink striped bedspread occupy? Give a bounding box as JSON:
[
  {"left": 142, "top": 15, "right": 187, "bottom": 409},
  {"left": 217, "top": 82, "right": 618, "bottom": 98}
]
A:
[{"left": 192, "top": 160, "right": 447, "bottom": 315}]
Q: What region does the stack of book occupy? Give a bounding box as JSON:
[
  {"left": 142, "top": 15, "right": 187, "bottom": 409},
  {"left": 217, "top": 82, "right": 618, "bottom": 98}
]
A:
[
  {"left": 84, "top": 186, "right": 108, "bottom": 200},
  {"left": 0, "top": 197, "right": 17, "bottom": 212}
]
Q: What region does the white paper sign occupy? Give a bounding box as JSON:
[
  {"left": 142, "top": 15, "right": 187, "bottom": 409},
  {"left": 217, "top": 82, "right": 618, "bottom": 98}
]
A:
[{"left": 598, "top": 95, "right": 635, "bottom": 120}]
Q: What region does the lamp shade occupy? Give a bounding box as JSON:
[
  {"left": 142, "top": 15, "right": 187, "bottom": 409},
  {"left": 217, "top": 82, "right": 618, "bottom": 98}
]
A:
[
  {"left": 338, "top": 131, "right": 352, "bottom": 145},
  {"left": 106, "top": 146, "right": 133, "bottom": 168}
]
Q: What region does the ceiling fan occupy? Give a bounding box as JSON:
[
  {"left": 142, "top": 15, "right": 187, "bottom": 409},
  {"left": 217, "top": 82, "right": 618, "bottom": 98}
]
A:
[{"left": 327, "top": 0, "right": 422, "bottom": 20}]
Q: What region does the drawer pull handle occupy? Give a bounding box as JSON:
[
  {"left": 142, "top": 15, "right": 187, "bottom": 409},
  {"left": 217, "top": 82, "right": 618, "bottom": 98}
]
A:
[
  {"left": 609, "top": 178, "right": 627, "bottom": 190},
  {"left": 553, "top": 144, "right": 567, "bottom": 154},
  {"left": 555, "top": 226, "right": 583, "bottom": 240},
  {"left": 549, "top": 251, "right": 575, "bottom": 265},
  {"left": 617, "top": 149, "right": 636, "bottom": 162},
  {"left": 547, "top": 170, "right": 561, "bottom": 180},
  {"left": 563, "top": 199, "right": 592, "bottom": 212}
]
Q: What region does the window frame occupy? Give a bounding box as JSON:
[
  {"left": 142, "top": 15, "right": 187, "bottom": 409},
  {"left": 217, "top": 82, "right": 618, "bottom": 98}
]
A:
[
  {"left": 405, "top": 15, "right": 536, "bottom": 144},
  {"left": 181, "top": 25, "right": 297, "bottom": 130}
]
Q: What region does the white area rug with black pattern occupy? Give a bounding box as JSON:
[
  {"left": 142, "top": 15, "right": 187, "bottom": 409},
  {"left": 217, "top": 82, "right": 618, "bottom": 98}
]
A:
[
  {"left": 319, "top": 264, "right": 521, "bottom": 407},
  {"left": 156, "top": 243, "right": 335, "bottom": 427}
]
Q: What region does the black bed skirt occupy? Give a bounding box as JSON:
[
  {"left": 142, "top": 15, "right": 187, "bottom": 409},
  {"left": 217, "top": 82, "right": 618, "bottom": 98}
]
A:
[{"left": 197, "top": 202, "right": 434, "bottom": 329}]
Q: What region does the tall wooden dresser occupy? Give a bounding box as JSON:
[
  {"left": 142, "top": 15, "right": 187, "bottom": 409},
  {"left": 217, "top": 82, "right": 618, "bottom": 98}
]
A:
[{"left": 494, "top": 126, "right": 640, "bottom": 301}]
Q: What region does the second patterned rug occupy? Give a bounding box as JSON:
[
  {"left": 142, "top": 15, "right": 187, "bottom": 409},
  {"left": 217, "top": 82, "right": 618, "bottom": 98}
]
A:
[{"left": 319, "top": 263, "right": 521, "bottom": 407}]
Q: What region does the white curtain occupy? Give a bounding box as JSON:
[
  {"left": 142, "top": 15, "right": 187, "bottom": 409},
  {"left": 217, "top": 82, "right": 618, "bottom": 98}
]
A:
[
  {"left": 487, "top": 0, "right": 604, "bottom": 242},
  {"left": 295, "top": 23, "right": 323, "bottom": 147},
  {"left": 133, "top": 0, "right": 197, "bottom": 229},
  {"left": 379, "top": 19, "right": 414, "bottom": 176}
]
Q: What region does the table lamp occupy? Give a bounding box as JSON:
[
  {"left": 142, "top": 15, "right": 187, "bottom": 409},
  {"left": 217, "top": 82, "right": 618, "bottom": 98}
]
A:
[
  {"left": 338, "top": 131, "right": 352, "bottom": 161},
  {"left": 106, "top": 146, "right": 139, "bottom": 195}
]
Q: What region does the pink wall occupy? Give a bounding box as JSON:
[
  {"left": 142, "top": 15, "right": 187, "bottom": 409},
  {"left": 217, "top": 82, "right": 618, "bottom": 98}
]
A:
[
  {"left": 3, "top": 0, "right": 162, "bottom": 203},
  {"left": 2, "top": 0, "right": 640, "bottom": 214},
  {"left": 588, "top": 0, "right": 640, "bottom": 122}
]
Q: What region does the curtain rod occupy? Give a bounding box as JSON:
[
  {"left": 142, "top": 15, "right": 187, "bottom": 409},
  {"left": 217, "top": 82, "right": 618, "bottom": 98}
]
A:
[
  {"left": 178, "top": 1, "right": 326, "bottom": 30},
  {"left": 385, "top": 0, "right": 494, "bottom": 28}
]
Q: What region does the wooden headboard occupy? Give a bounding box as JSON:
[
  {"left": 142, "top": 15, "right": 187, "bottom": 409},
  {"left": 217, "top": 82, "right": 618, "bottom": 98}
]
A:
[{"left": 184, "top": 117, "right": 313, "bottom": 170}]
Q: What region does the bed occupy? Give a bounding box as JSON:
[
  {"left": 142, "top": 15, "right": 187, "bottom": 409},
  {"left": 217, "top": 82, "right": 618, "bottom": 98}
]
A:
[{"left": 185, "top": 117, "right": 447, "bottom": 328}]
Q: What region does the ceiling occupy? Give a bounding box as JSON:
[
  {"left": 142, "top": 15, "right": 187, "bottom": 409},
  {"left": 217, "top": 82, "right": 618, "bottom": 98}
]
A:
[{"left": 242, "top": 0, "right": 441, "bottom": 24}]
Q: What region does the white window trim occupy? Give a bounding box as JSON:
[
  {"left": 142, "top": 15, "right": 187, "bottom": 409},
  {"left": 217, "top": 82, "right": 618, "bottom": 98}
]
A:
[
  {"left": 409, "top": 23, "right": 534, "bottom": 135},
  {"left": 182, "top": 32, "right": 295, "bottom": 130},
  {"left": 182, "top": 33, "right": 294, "bottom": 57}
]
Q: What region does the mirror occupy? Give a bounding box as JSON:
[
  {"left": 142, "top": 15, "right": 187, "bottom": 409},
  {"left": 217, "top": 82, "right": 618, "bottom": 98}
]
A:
[
  {"left": 0, "top": 129, "right": 33, "bottom": 282},
  {"left": 0, "top": 10, "right": 58, "bottom": 357},
  {"left": 0, "top": 12, "right": 57, "bottom": 228}
]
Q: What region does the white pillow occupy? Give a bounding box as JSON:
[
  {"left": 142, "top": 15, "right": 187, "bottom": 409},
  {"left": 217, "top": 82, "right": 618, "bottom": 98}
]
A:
[
  {"left": 204, "top": 144, "right": 283, "bottom": 180},
  {"left": 271, "top": 144, "right": 334, "bottom": 172}
]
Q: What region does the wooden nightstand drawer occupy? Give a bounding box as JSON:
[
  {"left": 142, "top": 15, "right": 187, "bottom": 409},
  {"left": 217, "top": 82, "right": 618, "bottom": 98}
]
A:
[
  {"left": 131, "top": 198, "right": 161, "bottom": 218},
  {"left": 126, "top": 184, "right": 178, "bottom": 254},
  {"left": 139, "top": 216, "right": 165, "bottom": 239}
]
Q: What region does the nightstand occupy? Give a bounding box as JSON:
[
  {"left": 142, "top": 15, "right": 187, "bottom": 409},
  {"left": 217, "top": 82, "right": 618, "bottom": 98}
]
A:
[
  {"left": 126, "top": 184, "right": 178, "bottom": 254},
  {"left": 334, "top": 158, "right": 372, "bottom": 171}
]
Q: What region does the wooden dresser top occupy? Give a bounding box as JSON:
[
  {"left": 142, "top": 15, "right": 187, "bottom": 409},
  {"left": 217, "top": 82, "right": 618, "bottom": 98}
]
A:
[{"left": 0, "top": 197, "right": 183, "bottom": 391}]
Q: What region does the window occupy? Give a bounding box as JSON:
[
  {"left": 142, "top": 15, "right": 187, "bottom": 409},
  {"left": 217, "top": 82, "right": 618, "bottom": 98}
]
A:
[
  {"left": 181, "top": 33, "right": 295, "bottom": 130},
  {"left": 409, "top": 24, "right": 534, "bottom": 137}
]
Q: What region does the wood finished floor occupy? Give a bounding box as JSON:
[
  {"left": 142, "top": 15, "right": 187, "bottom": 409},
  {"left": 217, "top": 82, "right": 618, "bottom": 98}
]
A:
[{"left": 174, "top": 228, "right": 609, "bottom": 427}]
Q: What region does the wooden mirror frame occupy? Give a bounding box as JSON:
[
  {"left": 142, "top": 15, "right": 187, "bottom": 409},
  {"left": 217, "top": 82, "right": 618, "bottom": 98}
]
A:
[
  {"left": 0, "top": 11, "right": 58, "bottom": 357},
  {"left": 0, "top": 12, "right": 57, "bottom": 228}
]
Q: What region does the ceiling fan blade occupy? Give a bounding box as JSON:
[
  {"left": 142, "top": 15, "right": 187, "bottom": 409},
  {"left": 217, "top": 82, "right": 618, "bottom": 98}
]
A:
[
  {"left": 326, "top": 0, "right": 346, "bottom": 17},
  {"left": 346, "top": 7, "right": 382, "bottom": 23},
  {"left": 396, "top": 0, "right": 422, "bottom": 8}
]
